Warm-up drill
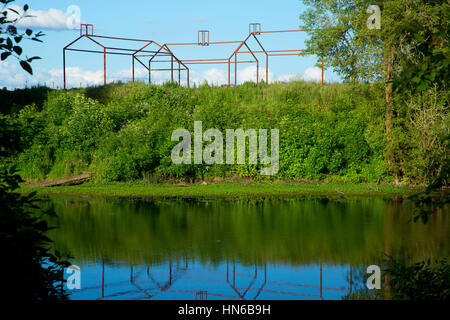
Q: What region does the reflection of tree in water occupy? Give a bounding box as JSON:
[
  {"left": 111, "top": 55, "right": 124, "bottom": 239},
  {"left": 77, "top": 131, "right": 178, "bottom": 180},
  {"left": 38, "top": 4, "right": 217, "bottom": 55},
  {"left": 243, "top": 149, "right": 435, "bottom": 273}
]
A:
[{"left": 41, "top": 196, "right": 448, "bottom": 300}]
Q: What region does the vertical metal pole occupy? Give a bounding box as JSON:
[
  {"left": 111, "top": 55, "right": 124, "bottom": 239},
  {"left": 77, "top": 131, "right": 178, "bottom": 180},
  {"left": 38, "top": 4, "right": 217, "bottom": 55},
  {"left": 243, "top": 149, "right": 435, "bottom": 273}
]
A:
[
  {"left": 171, "top": 56, "right": 174, "bottom": 82},
  {"left": 228, "top": 59, "right": 231, "bottom": 86},
  {"left": 264, "top": 263, "right": 266, "bottom": 282},
  {"left": 169, "top": 261, "right": 172, "bottom": 285},
  {"left": 187, "top": 69, "right": 190, "bottom": 88},
  {"left": 103, "top": 48, "right": 106, "bottom": 85},
  {"left": 130, "top": 264, "right": 133, "bottom": 282},
  {"left": 256, "top": 60, "right": 259, "bottom": 83},
  {"left": 102, "top": 260, "right": 105, "bottom": 298},
  {"left": 63, "top": 48, "right": 66, "bottom": 89},
  {"left": 132, "top": 56, "right": 135, "bottom": 82},
  {"left": 233, "top": 263, "right": 235, "bottom": 288},
  {"left": 320, "top": 263, "right": 323, "bottom": 299},
  {"left": 349, "top": 265, "right": 353, "bottom": 294},
  {"left": 234, "top": 53, "right": 237, "bottom": 86},
  {"left": 226, "top": 260, "right": 229, "bottom": 282},
  {"left": 178, "top": 62, "right": 181, "bottom": 85},
  {"left": 266, "top": 55, "right": 269, "bottom": 83},
  {"left": 149, "top": 61, "right": 151, "bottom": 84}
]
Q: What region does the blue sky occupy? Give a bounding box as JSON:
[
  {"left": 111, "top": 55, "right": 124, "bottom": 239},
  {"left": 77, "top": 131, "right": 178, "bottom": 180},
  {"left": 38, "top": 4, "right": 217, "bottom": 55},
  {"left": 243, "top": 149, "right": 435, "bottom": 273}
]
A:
[{"left": 1, "top": 0, "right": 341, "bottom": 89}]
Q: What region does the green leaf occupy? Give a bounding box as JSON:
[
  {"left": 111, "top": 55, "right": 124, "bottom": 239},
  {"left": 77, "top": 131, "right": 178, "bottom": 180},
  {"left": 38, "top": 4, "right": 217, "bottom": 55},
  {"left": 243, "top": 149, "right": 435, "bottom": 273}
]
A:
[
  {"left": 25, "top": 29, "right": 32, "bottom": 36},
  {"left": 23, "top": 4, "right": 29, "bottom": 11},
  {"left": 20, "top": 60, "right": 33, "bottom": 75}
]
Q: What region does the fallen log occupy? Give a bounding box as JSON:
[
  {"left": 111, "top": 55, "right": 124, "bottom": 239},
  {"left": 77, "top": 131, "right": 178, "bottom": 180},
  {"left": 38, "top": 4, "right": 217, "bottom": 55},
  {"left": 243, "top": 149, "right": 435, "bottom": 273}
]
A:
[{"left": 31, "top": 173, "right": 94, "bottom": 187}]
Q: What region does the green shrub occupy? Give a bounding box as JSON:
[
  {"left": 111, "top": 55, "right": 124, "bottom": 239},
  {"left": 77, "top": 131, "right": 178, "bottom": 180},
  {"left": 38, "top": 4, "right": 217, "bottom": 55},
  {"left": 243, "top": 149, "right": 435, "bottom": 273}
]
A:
[{"left": 5, "top": 81, "right": 445, "bottom": 184}]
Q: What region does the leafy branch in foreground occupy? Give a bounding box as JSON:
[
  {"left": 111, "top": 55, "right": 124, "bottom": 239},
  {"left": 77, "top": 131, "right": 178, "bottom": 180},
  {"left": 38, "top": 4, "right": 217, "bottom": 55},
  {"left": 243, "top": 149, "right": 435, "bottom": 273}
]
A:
[
  {"left": 385, "top": 257, "right": 449, "bottom": 300},
  {"left": 0, "top": 165, "right": 72, "bottom": 300},
  {"left": 0, "top": 0, "right": 44, "bottom": 74}
]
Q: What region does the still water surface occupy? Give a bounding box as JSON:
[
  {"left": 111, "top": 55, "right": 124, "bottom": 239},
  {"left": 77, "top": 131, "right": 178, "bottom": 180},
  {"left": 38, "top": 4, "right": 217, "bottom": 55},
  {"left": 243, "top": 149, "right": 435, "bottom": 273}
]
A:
[{"left": 42, "top": 196, "right": 448, "bottom": 300}]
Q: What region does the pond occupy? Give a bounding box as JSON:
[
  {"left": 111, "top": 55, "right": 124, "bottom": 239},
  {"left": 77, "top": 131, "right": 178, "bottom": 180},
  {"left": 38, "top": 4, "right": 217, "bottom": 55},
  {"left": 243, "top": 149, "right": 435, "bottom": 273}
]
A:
[{"left": 41, "top": 196, "right": 449, "bottom": 300}]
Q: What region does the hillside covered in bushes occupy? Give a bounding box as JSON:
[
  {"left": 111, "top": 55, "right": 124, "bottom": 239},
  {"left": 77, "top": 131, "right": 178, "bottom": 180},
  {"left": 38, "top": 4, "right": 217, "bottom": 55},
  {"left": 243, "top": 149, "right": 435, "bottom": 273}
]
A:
[{"left": 1, "top": 81, "right": 447, "bottom": 185}]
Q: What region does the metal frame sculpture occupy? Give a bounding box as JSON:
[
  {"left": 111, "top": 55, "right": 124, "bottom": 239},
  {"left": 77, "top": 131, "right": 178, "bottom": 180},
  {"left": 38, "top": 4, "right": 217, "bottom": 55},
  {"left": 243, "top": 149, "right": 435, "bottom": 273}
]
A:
[
  {"left": 63, "top": 24, "right": 187, "bottom": 89},
  {"left": 64, "top": 23, "right": 339, "bottom": 89}
]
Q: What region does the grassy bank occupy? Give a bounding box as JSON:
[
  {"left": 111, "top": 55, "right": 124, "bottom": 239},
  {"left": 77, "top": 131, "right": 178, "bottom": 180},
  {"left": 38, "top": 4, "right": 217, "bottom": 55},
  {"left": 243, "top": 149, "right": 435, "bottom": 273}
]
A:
[{"left": 19, "top": 181, "right": 419, "bottom": 199}]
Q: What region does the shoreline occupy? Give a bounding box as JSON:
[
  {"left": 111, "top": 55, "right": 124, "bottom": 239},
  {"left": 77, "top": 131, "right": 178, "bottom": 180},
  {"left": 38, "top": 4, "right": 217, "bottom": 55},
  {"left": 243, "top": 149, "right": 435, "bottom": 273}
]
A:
[{"left": 18, "top": 181, "right": 422, "bottom": 199}]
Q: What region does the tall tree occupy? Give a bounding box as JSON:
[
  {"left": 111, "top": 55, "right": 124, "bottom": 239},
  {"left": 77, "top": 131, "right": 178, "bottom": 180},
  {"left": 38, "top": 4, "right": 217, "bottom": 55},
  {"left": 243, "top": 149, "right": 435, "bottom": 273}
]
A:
[{"left": 300, "top": 0, "right": 449, "bottom": 183}]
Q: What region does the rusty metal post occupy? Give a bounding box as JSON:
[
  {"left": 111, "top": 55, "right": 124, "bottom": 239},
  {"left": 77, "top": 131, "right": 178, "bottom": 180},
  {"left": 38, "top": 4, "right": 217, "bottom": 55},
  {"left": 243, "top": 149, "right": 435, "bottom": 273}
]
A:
[
  {"left": 320, "top": 263, "right": 323, "bottom": 299},
  {"left": 349, "top": 265, "right": 353, "bottom": 294},
  {"left": 233, "top": 263, "right": 235, "bottom": 288},
  {"left": 132, "top": 56, "right": 135, "bottom": 82},
  {"left": 130, "top": 264, "right": 133, "bottom": 282},
  {"left": 266, "top": 55, "right": 269, "bottom": 83},
  {"left": 178, "top": 61, "right": 181, "bottom": 85},
  {"left": 169, "top": 261, "right": 172, "bottom": 285},
  {"left": 257, "top": 59, "right": 259, "bottom": 83},
  {"left": 149, "top": 61, "right": 151, "bottom": 84},
  {"left": 102, "top": 260, "right": 105, "bottom": 298},
  {"left": 228, "top": 59, "right": 231, "bottom": 86},
  {"left": 171, "top": 55, "right": 174, "bottom": 82},
  {"left": 63, "top": 48, "right": 66, "bottom": 89},
  {"left": 226, "top": 260, "right": 229, "bottom": 281},
  {"left": 103, "top": 47, "right": 106, "bottom": 85},
  {"left": 264, "top": 263, "right": 266, "bottom": 282},
  {"left": 234, "top": 53, "right": 237, "bottom": 86},
  {"left": 187, "top": 68, "right": 190, "bottom": 88}
]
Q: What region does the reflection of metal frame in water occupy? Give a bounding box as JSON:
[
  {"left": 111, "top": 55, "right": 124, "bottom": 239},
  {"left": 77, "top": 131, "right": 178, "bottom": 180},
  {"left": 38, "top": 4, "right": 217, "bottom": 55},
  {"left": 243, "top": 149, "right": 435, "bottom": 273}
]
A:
[{"left": 73, "top": 258, "right": 353, "bottom": 300}]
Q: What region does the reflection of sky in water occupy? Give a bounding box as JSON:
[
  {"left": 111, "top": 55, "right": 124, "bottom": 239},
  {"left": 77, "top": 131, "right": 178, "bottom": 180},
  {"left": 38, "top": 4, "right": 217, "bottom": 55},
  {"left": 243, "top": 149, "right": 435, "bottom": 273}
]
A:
[{"left": 67, "top": 261, "right": 351, "bottom": 300}]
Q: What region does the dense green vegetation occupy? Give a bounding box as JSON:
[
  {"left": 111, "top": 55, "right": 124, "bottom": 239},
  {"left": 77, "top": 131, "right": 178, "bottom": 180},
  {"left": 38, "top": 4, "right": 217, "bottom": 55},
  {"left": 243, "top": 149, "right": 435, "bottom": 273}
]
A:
[{"left": 2, "top": 80, "right": 447, "bottom": 186}]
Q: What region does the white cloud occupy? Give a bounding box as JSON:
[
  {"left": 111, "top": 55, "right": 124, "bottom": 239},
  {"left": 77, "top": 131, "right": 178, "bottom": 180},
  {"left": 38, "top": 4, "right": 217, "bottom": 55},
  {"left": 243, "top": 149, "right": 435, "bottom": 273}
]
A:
[
  {"left": 0, "top": 61, "right": 103, "bottom": 89},
  {"left": 0, "top": 60, "right": 29, "bottom": 88},
  {"left": 0, "top": 61, "right": 325, "bottom": 90},
  {"left": 277, "top": 67, "right": 324, "bottom": 83},
  {"left": 302, "top": 67, "right": 323, "bottom": 82},
  {"left": 276, "top": 74, "right": 302, "bottom": 82},
  {"left": 7, "top": 5, "right": 80, "bottom": 30},
  {"left": 189, "top": 66, "right": 273, "bottom": 86}
]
